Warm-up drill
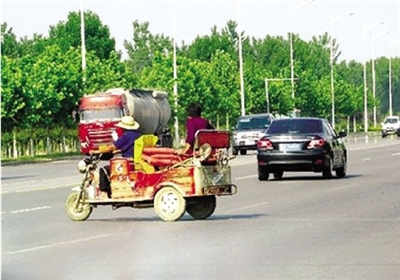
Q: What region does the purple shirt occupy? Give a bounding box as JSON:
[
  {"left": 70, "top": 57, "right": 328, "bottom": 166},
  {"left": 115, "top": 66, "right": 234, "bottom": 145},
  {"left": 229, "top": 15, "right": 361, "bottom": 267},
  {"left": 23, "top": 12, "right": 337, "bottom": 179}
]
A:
[
  {"left": 115, "top": 130, "right": 141, "bottom": 158},
  {"left": 185, "top": 117, "right": 214, "bottom": 147}
]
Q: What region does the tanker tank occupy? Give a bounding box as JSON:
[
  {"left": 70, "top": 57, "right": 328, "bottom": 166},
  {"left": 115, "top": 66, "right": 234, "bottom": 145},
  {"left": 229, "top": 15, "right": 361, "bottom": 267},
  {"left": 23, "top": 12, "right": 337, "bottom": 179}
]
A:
[{"left": 106, "top": 88, "right": 171, "bottom": 136}]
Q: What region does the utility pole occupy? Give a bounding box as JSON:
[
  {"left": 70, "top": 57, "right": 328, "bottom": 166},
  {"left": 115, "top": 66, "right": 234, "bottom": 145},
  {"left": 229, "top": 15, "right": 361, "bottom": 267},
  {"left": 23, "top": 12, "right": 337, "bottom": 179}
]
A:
[{"left": 173, "top": 1, "right": 179, "bottom": 146}]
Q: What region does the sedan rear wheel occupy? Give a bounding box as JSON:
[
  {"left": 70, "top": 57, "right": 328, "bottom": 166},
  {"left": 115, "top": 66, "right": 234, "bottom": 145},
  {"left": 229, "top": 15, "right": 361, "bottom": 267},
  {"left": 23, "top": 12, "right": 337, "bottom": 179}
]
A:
[
  {"left": 322, "top": 156, "right": 333, "bottom": 179},
  {"left": 258, "top": 166, "right": 270, "bottom": 181},
  {"left": 240, "top": 150, "right": 247, "bottom": 155},
  {"left": 335, "top": 157, "right": 347, "bottom": 178}
]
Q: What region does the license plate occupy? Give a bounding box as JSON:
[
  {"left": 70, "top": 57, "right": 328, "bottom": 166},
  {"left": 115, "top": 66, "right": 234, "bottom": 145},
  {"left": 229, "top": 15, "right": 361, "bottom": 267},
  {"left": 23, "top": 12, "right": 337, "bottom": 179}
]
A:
[{"left": 280, "top": 143, "right": 301, "bottom": 151}]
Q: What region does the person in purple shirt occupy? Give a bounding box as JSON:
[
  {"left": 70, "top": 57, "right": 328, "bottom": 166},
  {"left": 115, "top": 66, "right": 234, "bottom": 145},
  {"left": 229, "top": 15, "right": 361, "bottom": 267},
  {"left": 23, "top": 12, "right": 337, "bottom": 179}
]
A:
[
  {"left": 90, "top": 116, "right": 141, "bottom": 197},
  {"left": 176, "top": 103, "right": 214, "bottom": 155}
]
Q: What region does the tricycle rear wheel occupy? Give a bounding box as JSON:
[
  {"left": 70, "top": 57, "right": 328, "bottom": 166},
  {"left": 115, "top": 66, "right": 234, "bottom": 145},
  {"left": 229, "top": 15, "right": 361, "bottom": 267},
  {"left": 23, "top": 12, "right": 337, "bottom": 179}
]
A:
[
  {"left": 154, "top": 187, "right": 186, "bottom": 222},
  {"left": 186, "top": 196, "right": 216, "bottom": 220},
  {"left": 65, "top": 192, "right": 92, "bottom": 221}
]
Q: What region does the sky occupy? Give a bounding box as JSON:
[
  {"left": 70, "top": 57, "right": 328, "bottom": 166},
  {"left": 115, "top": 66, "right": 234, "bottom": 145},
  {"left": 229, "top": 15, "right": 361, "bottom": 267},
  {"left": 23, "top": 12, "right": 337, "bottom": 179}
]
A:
[{"left": 1, "top": 0, "right": 400, "bottom": 63}]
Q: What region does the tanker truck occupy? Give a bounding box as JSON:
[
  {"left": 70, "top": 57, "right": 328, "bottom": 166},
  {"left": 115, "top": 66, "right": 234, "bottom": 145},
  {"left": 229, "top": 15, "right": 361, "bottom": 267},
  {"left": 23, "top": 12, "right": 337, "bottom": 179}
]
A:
[{"left": 75, "top": 88, "right": 173, "bottom": 157}]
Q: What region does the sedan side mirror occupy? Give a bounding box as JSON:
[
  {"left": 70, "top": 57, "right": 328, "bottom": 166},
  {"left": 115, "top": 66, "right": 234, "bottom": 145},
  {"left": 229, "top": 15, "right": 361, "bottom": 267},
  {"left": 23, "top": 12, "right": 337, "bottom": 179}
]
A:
[{"left": 338, "top": 130, "right": 347, "bottom": 138}]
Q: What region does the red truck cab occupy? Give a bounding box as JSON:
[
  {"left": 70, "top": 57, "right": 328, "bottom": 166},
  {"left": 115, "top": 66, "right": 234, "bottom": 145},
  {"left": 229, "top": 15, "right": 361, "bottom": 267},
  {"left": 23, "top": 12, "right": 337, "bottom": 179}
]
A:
[{"left": 78, "top": 94, "right": 126, "bottom": 155}]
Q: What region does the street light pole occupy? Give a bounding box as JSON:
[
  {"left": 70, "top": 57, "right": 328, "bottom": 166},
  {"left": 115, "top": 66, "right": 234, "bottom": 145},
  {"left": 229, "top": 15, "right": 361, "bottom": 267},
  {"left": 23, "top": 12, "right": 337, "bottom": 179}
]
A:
[
  {"left": 371, "top": 30, "right": 390, "bottom": 127},
  {"left": 173, "top": 1, "right": 179, "bottom": 146},
  {"left": 237, "top": 1, "right": 245, "bottom": 116},
  {"left": 290, "top": 0, "right": 314, "bottom": 105},
  {"left": 80, "top": 0, "right": 86, "bottom": 87},
  {"left": 80, "top": 1, "right": 86, "bottom": 71},
  {"left": 388, "top": 40, "right": 400, "bottom": 116},
  {"left": 330, "top": 12, "right": 353, "bottom": 129},
  {"left": 363, "top": 21, "right": 384, "bottom": 132}
]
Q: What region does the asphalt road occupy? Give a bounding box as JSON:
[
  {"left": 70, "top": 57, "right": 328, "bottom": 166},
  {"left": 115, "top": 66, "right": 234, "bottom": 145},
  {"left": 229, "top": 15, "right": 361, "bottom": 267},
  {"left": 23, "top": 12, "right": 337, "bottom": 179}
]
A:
[{"left": 1, "top": 136, "right": 400, "bottom": 280}]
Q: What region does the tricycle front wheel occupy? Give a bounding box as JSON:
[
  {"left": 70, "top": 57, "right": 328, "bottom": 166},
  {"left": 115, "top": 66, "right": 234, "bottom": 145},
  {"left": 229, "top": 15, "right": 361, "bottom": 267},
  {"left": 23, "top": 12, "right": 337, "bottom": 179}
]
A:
[
  {"left": 65, "top": 192, "right": 92, "bottom": 221},
  {"left": 186, "top": 196, "right": 216, "bottom": 220}
]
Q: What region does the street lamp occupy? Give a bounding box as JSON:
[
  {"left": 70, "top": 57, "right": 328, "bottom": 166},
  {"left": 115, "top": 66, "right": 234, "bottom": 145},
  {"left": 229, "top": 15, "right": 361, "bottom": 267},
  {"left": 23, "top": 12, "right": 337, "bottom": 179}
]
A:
[
  {"left": 371, "top": 30, "right": 391, "bottom": 127},
  {"left": 290, "top": 0, "right": 315, "bottom": 102},
  {"left": 237, "top": 1, "right": 245, "bottom": 116},
  {"left": 173, "top": 2, "right": 179, "bottom": 146},
  {"left": 330, "top": 12, "right": 353, "bottom": 129},
  {"left": 80, "top": 0, "right": 86, "bottom": 72},
  {"left": 388, "top": 39, "right": 400, "bottom": 116},
  {"left": 363, "top": 21, "right": 384, "bottom": 132}
]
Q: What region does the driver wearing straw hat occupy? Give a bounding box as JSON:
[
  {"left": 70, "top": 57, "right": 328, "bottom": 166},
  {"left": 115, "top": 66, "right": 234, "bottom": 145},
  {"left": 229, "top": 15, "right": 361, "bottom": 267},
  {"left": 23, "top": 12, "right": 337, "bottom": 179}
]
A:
[
  {"left": 90, "top": 116, "right": 141, "bottom": 197},
  {"left": 90, "top": 116, "right": 141, "bottom": 158}
]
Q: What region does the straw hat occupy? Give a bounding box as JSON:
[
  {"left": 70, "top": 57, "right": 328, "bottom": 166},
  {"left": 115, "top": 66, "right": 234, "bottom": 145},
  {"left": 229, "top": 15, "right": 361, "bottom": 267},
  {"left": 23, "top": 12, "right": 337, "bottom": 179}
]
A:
[{"left": 116, "top": 116, "right": 140, "bottom": 130}]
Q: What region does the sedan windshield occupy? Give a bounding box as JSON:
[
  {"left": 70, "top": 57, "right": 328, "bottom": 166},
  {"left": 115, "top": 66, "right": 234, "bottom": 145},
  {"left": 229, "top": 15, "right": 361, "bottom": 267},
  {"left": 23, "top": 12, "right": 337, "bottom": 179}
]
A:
[
  {"left": 267, "top": 119, "right": 323, "bottom": 134},
  {"left": 384, "top": 118, "right": 398, "bottom": 124},
  {"left": 237, "top": 117, "right": 271, "bottom": 130}
]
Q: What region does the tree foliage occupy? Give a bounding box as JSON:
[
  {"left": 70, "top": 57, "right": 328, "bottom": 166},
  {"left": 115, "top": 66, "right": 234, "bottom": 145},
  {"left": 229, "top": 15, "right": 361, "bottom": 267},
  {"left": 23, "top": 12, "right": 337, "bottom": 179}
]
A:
[
  {"left": 49, "top": 10, "right": 116, "bottom": 60},
  {"left": 2, "top": 11, "right": 400, "bottom": 136}
]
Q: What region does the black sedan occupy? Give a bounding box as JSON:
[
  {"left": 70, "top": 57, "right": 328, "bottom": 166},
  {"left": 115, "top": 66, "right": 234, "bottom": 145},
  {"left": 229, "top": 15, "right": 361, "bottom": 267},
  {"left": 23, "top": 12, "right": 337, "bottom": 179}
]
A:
[{"left": 257, "top": 117, "right": 347, "bottom": 181}]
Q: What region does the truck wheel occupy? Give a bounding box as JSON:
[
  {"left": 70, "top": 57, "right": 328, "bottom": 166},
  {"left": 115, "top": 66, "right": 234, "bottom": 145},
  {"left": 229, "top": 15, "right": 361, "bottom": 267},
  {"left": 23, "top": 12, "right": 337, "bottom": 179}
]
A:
[
  {"left": 154, "top": 187, "right": 186, "bottom": 222},
  {"left": 65, "top": 193, "right": 92, "bottom": 221},
  {"left": 186, "top": 196, "right": 216, "bottom": 220},
  {"left": 258, "top": 166, "right": 270, "bottom": 181},
  {"left": 240, "top": 150, "right": 247, "bottom": 155},
  {"left": 273, "top": 172, "right": 283, "bottom": 179}
]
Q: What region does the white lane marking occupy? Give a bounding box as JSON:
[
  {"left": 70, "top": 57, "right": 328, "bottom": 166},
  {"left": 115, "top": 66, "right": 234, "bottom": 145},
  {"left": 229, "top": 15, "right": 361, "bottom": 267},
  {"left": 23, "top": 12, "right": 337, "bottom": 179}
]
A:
[
  {"left": 392, "top": 152, "right": 400, "bottom": 156},
  {"left": 15, "top": 185, "right": 76, "bottom": 192},
  {"left": 4, "top": 234, "right": 111, "bottom": 255},
  {"left": 7, "top": 206, "right": 52, "bottom": 214},
  {"left": 235, "top": 174, "right": 258, "bottom": 180},
  {"left": 3, "top": 176, "right": 77, "bottom": 187},
  {"left": 362, "top": 158, "right": 370, "bottom": 161},
  {"left": 226, "top": 202, "right": 268, "bottom": 213},
  {"left": 1, "top": 184, "right": 76, "bottom": 195}
]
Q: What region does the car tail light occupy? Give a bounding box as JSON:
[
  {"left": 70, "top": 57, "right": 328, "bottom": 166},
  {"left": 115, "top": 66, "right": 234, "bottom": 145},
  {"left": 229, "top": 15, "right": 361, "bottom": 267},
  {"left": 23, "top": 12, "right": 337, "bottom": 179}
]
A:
[
  {"left": 307, "top": 137, "right": 325, "bottom": 149},
  {"left": 258, "top": 138, "right": 273, "bottom": 150}
]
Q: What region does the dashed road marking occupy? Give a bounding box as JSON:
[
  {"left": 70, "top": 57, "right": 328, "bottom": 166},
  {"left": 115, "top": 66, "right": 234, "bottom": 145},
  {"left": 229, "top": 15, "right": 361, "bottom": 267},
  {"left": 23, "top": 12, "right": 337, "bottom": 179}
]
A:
[
  {"left": 5, "top": 206, "right": 52, "bottom": 214},
  {"left": 235, "top": 175, "right": 258, "bottom": 180},
  {"left": 4, "top": 234, "right": 111, "bottom": 255}
]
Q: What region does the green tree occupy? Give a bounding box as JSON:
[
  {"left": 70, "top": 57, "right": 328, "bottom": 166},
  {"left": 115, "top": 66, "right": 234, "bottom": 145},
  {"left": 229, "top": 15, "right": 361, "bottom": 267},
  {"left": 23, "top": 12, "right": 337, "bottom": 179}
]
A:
[
  {"left": 1, "top": 22, "right": 19, "bottom": 58},
  {"left": 124, "top": 20, "right": 173, "bottom": 74},
  {"left": 183, "top": 20, "right": 239, "bottom": 62},
  {"left": 49, "top": 10, "right": 116, "bottom": 61},
  {"left": 250, "top": 35, "right": 290, "bottom": 76},
  {"left": 1, "top": 55, "right": 25, "bottom": 131}
]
